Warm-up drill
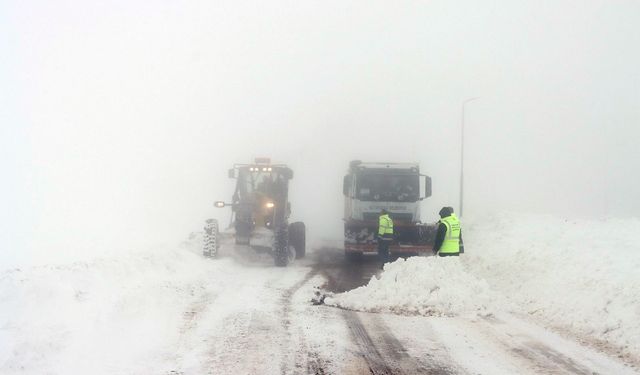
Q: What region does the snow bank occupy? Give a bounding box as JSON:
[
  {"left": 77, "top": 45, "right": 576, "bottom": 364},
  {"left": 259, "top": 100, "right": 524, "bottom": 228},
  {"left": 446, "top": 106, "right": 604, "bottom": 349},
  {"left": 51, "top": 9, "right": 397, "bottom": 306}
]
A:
[
  {"left": 327, "top": 212, "right": 640, "bottom": 360},
  {"left": 0, "top": 240, "right": 237, "bottom": 375},
  {"left": 324, "top": 256, "right": 506, "bottom": 317},
  {"left": 463, "top": 213, "right": 640, "bottom": 359}
]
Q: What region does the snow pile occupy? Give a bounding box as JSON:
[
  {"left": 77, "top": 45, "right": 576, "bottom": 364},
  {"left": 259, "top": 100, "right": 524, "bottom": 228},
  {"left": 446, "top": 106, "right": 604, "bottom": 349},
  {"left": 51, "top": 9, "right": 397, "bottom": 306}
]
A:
[
  {"left": 462, "top": 213, "right": 640, "bottom": 359},
  {"left": 0, "top": 242, "right": 238, "bottom": 375},
  {"left": 324, "top": 213, "right": 640, "bottom": 361},
  {"left": 324, "top": 256, "right": 505, "bottom": 317}
]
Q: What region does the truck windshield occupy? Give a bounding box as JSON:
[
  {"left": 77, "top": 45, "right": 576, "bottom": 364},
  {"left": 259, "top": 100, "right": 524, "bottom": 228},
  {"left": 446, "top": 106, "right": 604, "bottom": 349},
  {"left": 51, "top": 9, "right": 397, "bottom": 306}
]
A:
[
  {"left": 237, "top": 169, "right": 287, "bottom": 199},
  {"left": 356, "top": 173, "right": 419, "bottom": 202}
]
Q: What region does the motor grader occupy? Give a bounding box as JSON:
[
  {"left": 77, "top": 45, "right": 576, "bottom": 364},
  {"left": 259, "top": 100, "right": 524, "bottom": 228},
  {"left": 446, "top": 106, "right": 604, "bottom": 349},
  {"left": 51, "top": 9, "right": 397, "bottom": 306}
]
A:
[{"left": 203, "top": 158, "right": 305, "bottom": 267}]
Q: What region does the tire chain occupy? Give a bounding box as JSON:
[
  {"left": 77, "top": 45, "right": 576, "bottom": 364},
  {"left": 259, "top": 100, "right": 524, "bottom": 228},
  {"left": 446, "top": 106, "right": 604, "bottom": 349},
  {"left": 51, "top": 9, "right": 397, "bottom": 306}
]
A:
[
  {"left": 273, "top": 224, "right": 290, "bottom": 267},
  {"left": 203, "top": 220, "right": 219, "bottom": 258}
]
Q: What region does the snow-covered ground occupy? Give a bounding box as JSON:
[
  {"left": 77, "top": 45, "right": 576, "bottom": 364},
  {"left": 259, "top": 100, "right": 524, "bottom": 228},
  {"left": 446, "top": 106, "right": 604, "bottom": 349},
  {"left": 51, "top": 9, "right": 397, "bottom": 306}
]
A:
[
  {"left": 327, "top": 213, "right": 640, "bottom": 364},
  {"left": 0, "top": 238, "right": 335, "bottom": 374},
  {"left": 465, "top": 213, "right": 640, "bottom": 361},
  {"left": 2, "top": 213, "right": 639, "bottom": 374},
  {"left": 0, "top": 241, "right": 231, "bottom": 374},
  {"left": 6, "top": 229, "right": 397, "bottom": 375}
]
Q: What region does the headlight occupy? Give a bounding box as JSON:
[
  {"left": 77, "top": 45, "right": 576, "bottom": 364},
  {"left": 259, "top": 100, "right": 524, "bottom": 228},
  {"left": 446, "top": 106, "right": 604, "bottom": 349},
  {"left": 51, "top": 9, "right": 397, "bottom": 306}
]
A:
[{"left": 265, "top": 202, "right": 275, "bottom": 208}]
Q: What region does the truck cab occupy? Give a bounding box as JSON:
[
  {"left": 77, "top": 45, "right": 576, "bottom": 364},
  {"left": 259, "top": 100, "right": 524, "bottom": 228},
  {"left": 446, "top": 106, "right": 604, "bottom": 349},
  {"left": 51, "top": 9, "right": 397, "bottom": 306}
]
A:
[{"left": 343, "top": 160, "right": 434, "bottom": 258}]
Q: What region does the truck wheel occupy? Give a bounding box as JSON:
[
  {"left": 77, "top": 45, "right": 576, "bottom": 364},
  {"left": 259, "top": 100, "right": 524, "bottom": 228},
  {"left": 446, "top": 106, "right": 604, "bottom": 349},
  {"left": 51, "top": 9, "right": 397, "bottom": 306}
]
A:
[
  {"left": 273, "top": 225, "right": 293, "bottom": 267},
  {"left": 289, "top": 222, "right": 306, "bottom": 259},
  {"left": 203, "top": 219, "right": 219, "bottom": 258}
]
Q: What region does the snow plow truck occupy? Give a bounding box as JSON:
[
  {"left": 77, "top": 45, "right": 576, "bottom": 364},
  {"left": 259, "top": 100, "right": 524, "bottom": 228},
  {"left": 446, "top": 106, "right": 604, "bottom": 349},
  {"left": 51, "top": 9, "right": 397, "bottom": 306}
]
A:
[
  {"left": 203, "top": 158, "right": 305, "bottom": 267},
  {"left": 343, "top": 160, "right": 435, "bottom": 260}
]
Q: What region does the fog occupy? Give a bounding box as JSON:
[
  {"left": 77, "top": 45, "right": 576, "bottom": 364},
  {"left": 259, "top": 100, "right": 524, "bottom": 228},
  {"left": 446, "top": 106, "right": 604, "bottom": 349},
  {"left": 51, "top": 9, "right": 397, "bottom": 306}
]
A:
[{"left": 2, "top": 1, "right": 639, "bottom": 267}]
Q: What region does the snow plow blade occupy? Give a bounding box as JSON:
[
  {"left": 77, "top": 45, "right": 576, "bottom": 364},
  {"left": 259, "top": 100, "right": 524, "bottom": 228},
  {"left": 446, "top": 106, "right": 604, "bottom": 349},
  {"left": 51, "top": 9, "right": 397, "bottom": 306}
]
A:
[{"left": 344, "top": 221, "right": 436, "bottom": 256}]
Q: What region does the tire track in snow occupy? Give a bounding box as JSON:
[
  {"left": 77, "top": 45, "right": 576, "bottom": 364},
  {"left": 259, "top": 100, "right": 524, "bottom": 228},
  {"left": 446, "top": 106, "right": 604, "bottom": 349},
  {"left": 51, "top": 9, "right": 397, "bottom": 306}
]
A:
[
  {"left": 180, "top": 291, "right": 216, "bottom": 334},
  {"left": 167, "top": 287, "right": 217, "bottom": 374},
  {"left": 278, "top": 268, "right": 331, "bottom": 375},
  {"left": 475, "top": 316, "right": 611, "bottom": 375},
  {"left": 311, "top": 248, "right": 455, "bottom": 374},
  {"left": 192, "top": 266, "right": 325, "bottom": 374},
  {"left": 344, "top": 311, "right": 456, "bottom": 375},
  {"left": 344, "top": 310, "right": 396, "bottom": 374},
  {"left": 511, "top": 342, "right": 593, "bottom": 375}
]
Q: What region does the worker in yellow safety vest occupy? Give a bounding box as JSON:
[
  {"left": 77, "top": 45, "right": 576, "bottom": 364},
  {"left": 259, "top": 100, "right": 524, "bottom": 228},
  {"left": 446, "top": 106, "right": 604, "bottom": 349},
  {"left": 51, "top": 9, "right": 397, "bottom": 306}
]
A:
[
  {"left": 433, "top": 206, "right": 464, "bottom": 257},
  {"left": 377, "top": 209, "right": 394, "bottom": 268}
]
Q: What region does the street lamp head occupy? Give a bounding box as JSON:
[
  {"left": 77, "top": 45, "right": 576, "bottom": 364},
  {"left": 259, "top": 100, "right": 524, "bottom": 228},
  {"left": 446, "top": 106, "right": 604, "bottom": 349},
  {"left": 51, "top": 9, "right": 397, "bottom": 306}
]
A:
[{"left": 463, "top": 97, "right": 480, "bottom": 105}]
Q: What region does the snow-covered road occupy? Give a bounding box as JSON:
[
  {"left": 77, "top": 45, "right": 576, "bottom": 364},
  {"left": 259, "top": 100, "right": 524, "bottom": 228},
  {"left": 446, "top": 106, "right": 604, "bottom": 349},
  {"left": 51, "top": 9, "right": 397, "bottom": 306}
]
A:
[
  {"left": 3, "top": 214, "right": 640, "bottom": 374},
  {"left": 2, "top": 246, "right": 638, "bottom": 375},
  {"left": 314, "top": 248, "right": 638, "bottom": 375},
  {"left": 140, "top": 245, "right": 638, "bottom": 375}
]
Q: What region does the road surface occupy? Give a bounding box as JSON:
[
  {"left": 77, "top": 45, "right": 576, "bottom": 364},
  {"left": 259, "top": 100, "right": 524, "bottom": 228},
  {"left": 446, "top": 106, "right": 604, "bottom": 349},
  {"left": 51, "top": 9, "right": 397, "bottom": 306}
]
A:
[{"left": 166, "top": 246, "right": 638, "bottom": 375}]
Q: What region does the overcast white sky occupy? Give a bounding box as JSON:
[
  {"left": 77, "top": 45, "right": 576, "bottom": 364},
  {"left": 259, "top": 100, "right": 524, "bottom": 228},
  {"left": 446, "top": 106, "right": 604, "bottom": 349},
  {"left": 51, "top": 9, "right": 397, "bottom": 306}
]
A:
[{"left": 2, "top": 0, "right": 639, "bottom": 267}]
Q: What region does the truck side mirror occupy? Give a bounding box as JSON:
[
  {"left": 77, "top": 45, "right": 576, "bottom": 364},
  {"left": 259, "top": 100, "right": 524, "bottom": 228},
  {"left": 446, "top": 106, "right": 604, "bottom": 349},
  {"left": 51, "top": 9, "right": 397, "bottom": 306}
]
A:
[
  {"left": 424, "top": 175, "right": 432, "bottom": 198},
  {"left": 343, "top": 175, "right": 352, "bottom": 196},
  {"left": 228, "top": 169, "right": 236, "bottom": 178},
  {"left": 283, "top": 168, "right": 294, "bottom": 179}
]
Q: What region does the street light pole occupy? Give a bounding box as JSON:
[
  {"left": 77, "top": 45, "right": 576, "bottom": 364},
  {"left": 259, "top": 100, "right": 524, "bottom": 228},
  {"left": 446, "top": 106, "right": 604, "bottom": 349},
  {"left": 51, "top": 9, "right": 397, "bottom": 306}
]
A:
[{"left": 460, "top": 97, "right": 479, "bottom": 218}]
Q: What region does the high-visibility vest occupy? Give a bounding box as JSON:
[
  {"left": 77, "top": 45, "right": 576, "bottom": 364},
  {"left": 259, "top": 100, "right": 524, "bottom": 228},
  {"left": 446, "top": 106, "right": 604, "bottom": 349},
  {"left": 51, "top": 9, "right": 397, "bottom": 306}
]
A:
[
  {"left": 378, "top": 214, "right": 394, "bottom": 236},
  {"left": 439, "top": 214, "right": 461, "bottom": 253}
]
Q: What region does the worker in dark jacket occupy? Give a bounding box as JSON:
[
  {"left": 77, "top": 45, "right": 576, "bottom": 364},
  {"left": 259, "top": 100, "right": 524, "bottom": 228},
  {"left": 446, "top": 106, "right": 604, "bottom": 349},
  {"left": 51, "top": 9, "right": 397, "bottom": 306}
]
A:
[
  {"left": 433, "top": 206, "right": 464, "bottom": 256},
  {"left": 377, "top": 209, "right": 394, "bottom": 268}
]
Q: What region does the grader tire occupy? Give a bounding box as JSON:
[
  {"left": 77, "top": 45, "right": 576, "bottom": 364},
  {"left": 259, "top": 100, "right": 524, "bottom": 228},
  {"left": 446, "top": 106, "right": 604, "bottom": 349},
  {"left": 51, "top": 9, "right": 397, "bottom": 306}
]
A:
[{"left": 203, "top": 219, "right": 219, "bottom": 258}]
